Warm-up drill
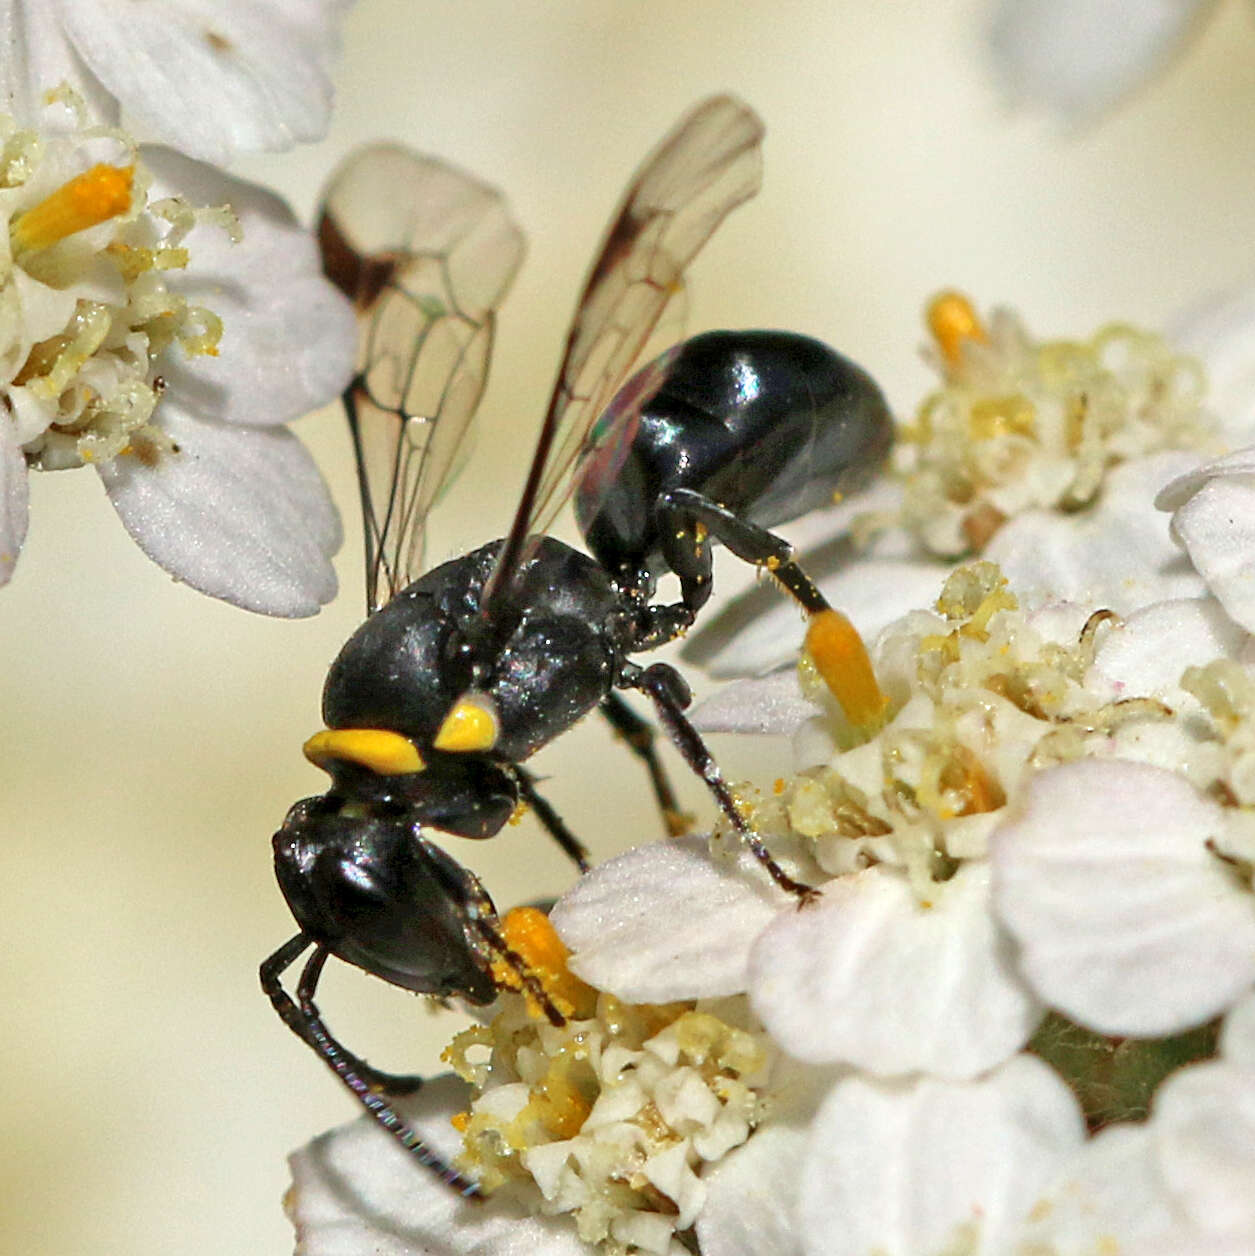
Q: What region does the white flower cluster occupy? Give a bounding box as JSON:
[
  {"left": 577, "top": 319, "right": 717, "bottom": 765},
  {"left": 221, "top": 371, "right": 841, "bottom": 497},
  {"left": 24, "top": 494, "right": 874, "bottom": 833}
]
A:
[
  {"left": 284, "top": 294, "right": 1255, "bottom": 1254},
  {"left": 444, "top": 985, "right": 770, "bottom": 1255},
  {"left": 898, "top": 300, "right": 1212, "bottom": 556},
  {"left": 0, "top": 92, "right": 356, "bottom": 613},
  {"left": 2, "top": 1, "right": 349, "bottom": 165},
  {"left": 3, "top": 108, "right": 234, "bottom": 474},
  {"left": 1, "top": 4, "right": 359, "bottom": 614}
]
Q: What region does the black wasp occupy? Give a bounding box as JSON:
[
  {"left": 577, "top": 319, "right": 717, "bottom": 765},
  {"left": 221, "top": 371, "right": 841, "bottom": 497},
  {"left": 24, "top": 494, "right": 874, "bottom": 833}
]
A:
[{"left": 261, "top": 96, "right": 892, "bottom": 1194}]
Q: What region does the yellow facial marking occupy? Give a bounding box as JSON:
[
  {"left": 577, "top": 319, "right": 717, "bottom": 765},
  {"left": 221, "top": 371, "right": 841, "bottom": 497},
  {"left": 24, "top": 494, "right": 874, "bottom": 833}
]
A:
[
  {"left": 433, "top": 693, "right": 500, "bottom": 753},
  {"left": 804, "top": 608, "right": 890, "bottom": 733},
  {"left": 926, "top": 290, "right": 987, "bottom": 367},
  {"left": 12, "top": 163, "right": 135, "bottom": 255},
  {"left": 303, "top": 728, "right": 425, "bottom": 775}
]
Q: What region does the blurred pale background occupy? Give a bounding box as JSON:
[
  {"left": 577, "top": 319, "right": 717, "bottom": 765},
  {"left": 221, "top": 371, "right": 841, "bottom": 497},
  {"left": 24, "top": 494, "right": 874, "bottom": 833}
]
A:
[{"left": 4, "top": 1, "right": 1255, "bottom": 1252}]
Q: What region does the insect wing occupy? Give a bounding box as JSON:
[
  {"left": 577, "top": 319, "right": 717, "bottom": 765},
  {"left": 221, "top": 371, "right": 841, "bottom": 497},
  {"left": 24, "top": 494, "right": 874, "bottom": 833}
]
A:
[
  {"left": 319, "top": 145, "right": 525, "bottom": 611},
  {"left": 482, "top": 95, "right": 764, "bottom": 610}
]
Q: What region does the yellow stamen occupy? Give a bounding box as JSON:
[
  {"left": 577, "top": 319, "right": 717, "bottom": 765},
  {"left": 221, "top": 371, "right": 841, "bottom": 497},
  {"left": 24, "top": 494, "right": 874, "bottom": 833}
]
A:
[
  {"left": 303, "top": 727, "right": 425, "bottom": 775},
  {"left": 494, "top": 907, "right": 598, "bottom": 1021},
  {"left": 433, "top": 693, "right": 500, "bottom": 753},
  {"left": 805, "top": 608, "right": 890, "bottom": 733},
  {"left": 926, "top": 290, "right": 986, "bottom": 366},
  {"left": 11, "top": 163, "right": 135, "bottom": 255}
]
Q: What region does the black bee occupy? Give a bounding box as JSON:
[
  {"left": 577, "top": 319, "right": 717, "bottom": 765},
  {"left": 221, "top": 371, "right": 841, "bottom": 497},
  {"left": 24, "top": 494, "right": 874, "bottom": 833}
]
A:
[{"left": 261, "top": 96, "right": 892, "bottom": 1194}]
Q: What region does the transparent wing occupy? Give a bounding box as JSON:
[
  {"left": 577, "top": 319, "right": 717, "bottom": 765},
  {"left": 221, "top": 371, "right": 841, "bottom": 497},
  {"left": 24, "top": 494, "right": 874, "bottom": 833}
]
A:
[
  {"left": 318, "top": 144, "right": 525, "bottom": 612},
  {"left": 481, "top": 95, "right": 764, "bottom": 611}
]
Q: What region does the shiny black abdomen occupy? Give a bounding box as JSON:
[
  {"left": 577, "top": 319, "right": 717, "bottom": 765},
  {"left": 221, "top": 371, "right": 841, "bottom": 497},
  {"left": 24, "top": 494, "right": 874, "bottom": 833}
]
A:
[
  {"left": 322, "top": 536, "right": 622, "bottom": 762},
  {"left": 574, "top": 330, "right": 892, "bottom": 577}
]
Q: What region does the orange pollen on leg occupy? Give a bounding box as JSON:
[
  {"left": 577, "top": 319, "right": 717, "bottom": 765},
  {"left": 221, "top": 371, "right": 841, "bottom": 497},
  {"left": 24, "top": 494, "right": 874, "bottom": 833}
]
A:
[
  {"left": 926, "top": 290, "right": 987, "bottom": 367},
  {"left": 494, "top": 907, "right": 598, "bottom": 1020},
  {"left": 11, "top": 163, "right": 135, "bottom": 254},
  {"left": 805, "top": 608, "right": 890, "bottom": 734}
]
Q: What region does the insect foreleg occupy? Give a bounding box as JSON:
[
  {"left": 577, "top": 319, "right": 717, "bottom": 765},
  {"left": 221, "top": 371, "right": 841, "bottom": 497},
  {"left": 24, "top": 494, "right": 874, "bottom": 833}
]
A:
[{"left": 260, "top": 935, "right": 475, "bottom": 1195}]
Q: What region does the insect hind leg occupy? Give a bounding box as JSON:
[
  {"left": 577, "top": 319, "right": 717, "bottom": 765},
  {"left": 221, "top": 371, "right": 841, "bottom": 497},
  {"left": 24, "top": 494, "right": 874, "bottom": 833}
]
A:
[
  {"left": 619, "top": 487, "right": 832, "bottom": 650},
  {"left": 657, "top": 488, "right": 889, "bottom": 731},
  {"left": 658, "top": 486, "right": 830, "bottom": 616},
  {"left": 260, "top": 935, "right": 479, "bottom": 1197},
  {"left": 621, "top": 661, "right": 815, "bottom": 903},
  {"left": 599, "top": 691, "right": 692, "bottom": 837}
]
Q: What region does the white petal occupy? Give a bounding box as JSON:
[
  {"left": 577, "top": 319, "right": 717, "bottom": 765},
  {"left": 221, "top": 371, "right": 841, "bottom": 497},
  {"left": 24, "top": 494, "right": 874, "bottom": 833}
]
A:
[
  {"left": 287, "top": 1074, "right": 593, "bottom": 1255},
  {"left": 56, "top": 0, "right": 347, "bottom": 163},
  {"left": 98, "top": 407, "right": 340, "bottom": 616},
  {"left": 145, "top": 148, "right": 357, "bottom": 425},
  {"left": 987, "top": 0, "right": 1212, "bottom": 122},
  {"left": 0, "top": 415, "right": 29, "bottom": 586},
  {"left": 1153, "top": 1057, "right": 1255, "bottom": 1235},
  {"left": 797, "top": 1057, "right": 1084, "bottom": 1256},
  {"left": 1165, "top": 473, "right": 1255, "bottom": 633},
  {"left": 1138, "top": 1236, "right": 1255, "bottom": 1256},
  {"left": 986, "top": 452, "right": 1206, "bottom": 614},
  {"left": 1170, "top": 281, "right": 1255, "bottom": 445},
  {"left": 1156, "top": 446, "right": 1255, "bottom": 510},
  {"left": 0, "top": 4, "right": 117, "bottom": 127},
  {"left": 1091, "top": 597, "right": 1248, "bottom": 696},
  {"left": 749, "top": 864, "right": 1042, "bottom": 1076},
  {"left": 992, "top": 760, "right": 1255, "bottom": 1035},
  {"left": 695, "top": 1124, "right": 808, "bottom": 1256},
  {"left": 1018, "top": 1123, "right": 1182, "bottom": 1249},
  {"left": 551, "top": 836, "right": 790, "bottom": 1002},
  {"left": 690, "top": 672, "right": 819, "bottom": 735}
]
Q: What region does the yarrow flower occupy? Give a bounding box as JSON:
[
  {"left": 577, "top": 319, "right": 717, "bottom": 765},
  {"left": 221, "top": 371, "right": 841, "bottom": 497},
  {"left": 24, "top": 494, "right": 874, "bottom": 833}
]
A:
[
  {"left": 282, "top": 294, "right": 1255, "bottom": 1252},
  {"left": 0, "top": 1, "right": 353, "bottom": 164},
  {"left": 442, "top": 910, "right": 774, "bottom": 1252},
  {"left": 288, "top": 909, "right": 790, "bottom": 1256},
  {"left": 987, "top": 0, "right": 1222, "bottom": 122},
  {"left": 0, "top": 93, "right": 356, "bottom": 615},
  {"left": 689, "top": 293, "right": 1230, "bottom": 679}
]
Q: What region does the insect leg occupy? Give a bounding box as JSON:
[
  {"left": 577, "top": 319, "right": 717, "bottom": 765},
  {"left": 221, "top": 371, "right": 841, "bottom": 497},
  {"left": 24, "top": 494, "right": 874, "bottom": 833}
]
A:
[
  {"left": 657, "top": 488, "right": 889, "bottom": 731},
  {"left": 469, "top": 913, "right": 569, "bottom": 1027},
  {"left": 261, "top": 935, "right": 423, "bottom": 1094},
  {"left": 657, "top": 487, "right": 827, "bottom": 614},
  {"left": 599, "top": 691, "right": 692, "bottom": 837},
  {"left": 261, "top": 932, "right": 317, "bottom": 1042},
  {"left": 260, "top": 935, "right": 480, "bottom": 1197},
  {"left": 621, "top": 662, "right": 816, "bottom": 903},
  {"left": 513, "top": 767, "right": 592, "bottom": 872},
  {"left": 613, "top": 486, "right": 829, "bottom": 650},
  {"left": 296, "top": 947, "right": 425, "bottom": 1096}
]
